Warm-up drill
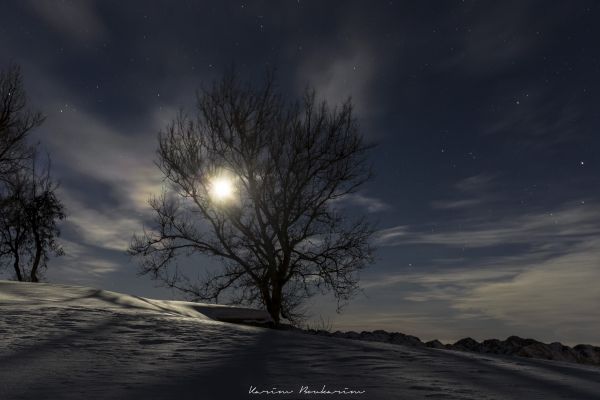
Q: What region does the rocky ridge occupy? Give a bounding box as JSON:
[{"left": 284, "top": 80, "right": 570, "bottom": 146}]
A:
[{"left": 298, "top": 328, "right": 600, "bottom": 366}]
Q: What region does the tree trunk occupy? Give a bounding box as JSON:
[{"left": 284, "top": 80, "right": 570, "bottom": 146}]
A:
[
  {"left": 13, "top": 252, "right": 23, "bottom": 281},
  {"left": 30, "top": 239, "right": 42, "bottom": 283},
  {"left": 267, "top": 281, "right": 283, "bottom": 327}
]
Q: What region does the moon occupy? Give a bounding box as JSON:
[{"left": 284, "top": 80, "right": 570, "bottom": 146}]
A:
[{"left": 209, "top": 176, "right": 234, "bottom": 201}]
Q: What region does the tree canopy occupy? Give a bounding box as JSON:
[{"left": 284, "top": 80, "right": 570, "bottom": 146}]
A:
[{"left": 130, "top": 72, "right": 375, "bottom": 325}]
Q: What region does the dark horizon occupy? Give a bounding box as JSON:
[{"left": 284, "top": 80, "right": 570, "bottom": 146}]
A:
[{"left": 1, "top": 1, "right": 599, "bottom": 345}]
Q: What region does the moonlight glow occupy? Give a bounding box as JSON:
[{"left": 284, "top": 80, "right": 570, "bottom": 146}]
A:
[{"left": 209, "top": 176, "right": 234, "bottom": 201}]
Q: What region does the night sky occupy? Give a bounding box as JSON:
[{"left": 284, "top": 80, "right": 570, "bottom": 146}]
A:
[{"left": 1, "top": 1, "right": 599, "bottom": 345}]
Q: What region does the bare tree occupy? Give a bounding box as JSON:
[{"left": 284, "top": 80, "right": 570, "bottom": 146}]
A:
[
  {"left": 130, "top": 72, "right": 375, "bottom": 325},
  {"left": 0, "top": 64, "right": 43, "bottom": 181},
  {"left": 0, "top": 64, "right": 65, "bottom": 282},
  {"left": 0, "top": 174, "right": 29, "bottom": 281},
  {"left": 0, "top": 158, "right": 65, "bottom": 282}
]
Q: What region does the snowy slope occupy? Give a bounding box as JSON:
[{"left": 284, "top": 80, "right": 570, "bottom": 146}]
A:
[{"left": 1, "top": 281, "right": 599, "bottom": 400}]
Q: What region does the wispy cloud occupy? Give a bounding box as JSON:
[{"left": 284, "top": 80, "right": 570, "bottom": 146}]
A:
[
  {"left": 25, "top": 0, "right": 107, "bottom": 43},
  {"left": 40, "top": 107, "right": 163, "bottom": 208},
  {"left": 296, "top": 40, "right": 378, "bottom": 119},
  {"left": 454, "top": 173, "right": 497, "bottom": 193},
  {"left": 430, "top": 198, "right": 484, "bottom": 210},
  {"left": 379, "top": 202, "right": 598, "bottom": 249},
  {"left": 34, "top": 102, "right": 166, "bottom": 255},
  {"left": 364, "top": 201, "right": 600, "bottom": 344},
  {"left": 56, "top": 239, "right": 121, "bottom": 276},
  {"left": 59, "top": 190, "right": 144, "bottom": 252},
  {"left": 431, "top": 173, "right": 499, "bottom": 210},
  {"left": 441, "top": 2, "right": 558, "bottom": 76},
  {"left": 454, "top": 237, "right": 600, "bottom": 343},
  {"left": 13, "top": 67, "right": 171, "bottom": 272},
  {"left": 374, "top": 225, "right": 409, "bottom": 245},
  {"left": 362, "top": 266, "right": 523, "bottom": 291},
  {"left": 336, "top": 192, "right": 391, "bottom": 213}
]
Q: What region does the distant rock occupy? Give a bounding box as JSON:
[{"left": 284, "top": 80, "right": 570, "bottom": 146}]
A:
[
  {"left": 298, "top": 326, "right": 600, "bottom": 367},
  {"left": 360, "top": 330, "right": 392, "bottom": 343},
  {"left": 425, "top": 340, "right": 445, "bottom": 349},
  {"left": 331, "top": 330, "right": 348, "bottom": 338},
  {"left": 574, "top": 344, "right": 600, "bottom": 364},
  {"left": 303, "top": 328, "right": 424, "bottom": 347},
  {"left": 452, "top": 337, "right": 481, "bottom": 352},
  {"left": 389, "top": 332, "right": 423, "bottom": 347},
  {"left": 446, "top": 335, "right": 600, "bottom": 366},
  {"left": 341, "top": 331, "right": 361, "bottom": 340},
  {"left": 480, "top": 338, "right": 503, "bottom": 353}
]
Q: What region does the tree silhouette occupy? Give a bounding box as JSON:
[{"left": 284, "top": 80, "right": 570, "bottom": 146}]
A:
[
  {"left": 0, "top": 64, "right": 65, "bottom": 282},
  {"left": 0, "top": 160, "right": 65, "bottom": 282},
  {"left": 130, "top": 72, "right": 375, "bottom": 325}
]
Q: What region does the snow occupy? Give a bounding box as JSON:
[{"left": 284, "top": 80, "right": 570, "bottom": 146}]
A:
[
  {"left": 0, "top": 281, "right": 273, "bottom": 323},
  {"left": 1, "top": 281, "right": 599, "bottom": 399}
]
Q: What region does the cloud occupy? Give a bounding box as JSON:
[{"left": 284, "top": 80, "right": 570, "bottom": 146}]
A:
[
  {"left": 55, "top": 239, "right": 121, "bottom": 276},
  {"left": 296, "top": 41, "right": 377, "bottom": 119},
  {"left": 30, "top": 103, "right": 166, "bottom": 256},
  {"left": 59, "top": 190, "right": 143, "bottom": 252},
  {"left": 25, "top": 0, "right": 107, "bottom": 43},
  {"left": 44, "top": 108, "right": 170, "bottom": 254},
  {"left": 454, "top": 238, "right": 600, "bottom": 343},
  {"left": 363, "top": 201, "right": 600, "bottom": 344},
  {"left": 363, "top": 266, "right": 523, "bottom": 291},
  {"left": 431, "top": 173, "right": 499, "bottom": 210},
  {"left": 482, "top": 90, "right": 585, "bottom": 150},
  {"left": 441, "top": 2, "right": 556, "bottom": 76},
  {"left": 36, "top": 98, "right": 165, "bottom": 210},
  {"left": 0, "top": 61, "right": 177, "bottom": 275},
  {"left": 15, "top": 67, "right": 169, "bottom": 256},
  {"left": 378, "top": 202, "right": 599, "bottom": 249},
  {"left": 454, "top": 173, "right": 497, "bottom": 193},
  {"left": 430, "top": 198, "right": 484, "bottom": 210},
  {"left": 374, "top": 225, "right": 409, "bottom": 245},
  {"left": 336, "top": 192, "right": 390, "bottom": 213}
]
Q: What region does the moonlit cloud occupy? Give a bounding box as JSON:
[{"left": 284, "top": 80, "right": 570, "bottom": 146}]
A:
[
  {"left": 454, "top": 239, "right": 600, "bottom": 344},
  {"left": 296, "top": 42, "right": 378, "bottom": 119},
  {"left": 60, "top": 191, "right": 143, "bottom": 252},
  {"left": 454, "top": 174, "right": 497, "bottom": 193},
  {"left": 374, "top": 225, "right": 409, "bottom": 245},
  {"left": 431, "top": 174, "right": 500, "bottom": 210},
  {"left": 378, "top": 203, "right": 600, "bottom": 248},
  {"left": 25, "top": 0, "right": 107, "bottom": 43},
  {"left": 441, "top": 2, "right": 559, "bottom": 75},
  {"left": 360, "top": 201, "right": 600, "bottom": 344},
  {"left": 430, "top": 198, "right": 484, "bottom": 210},
  {"left": 40, "top": 107, "right": 163, "bottom": 209},
  {"left": 336, "top": 192, "right": 391, "bottom": 213},
  {"left": 32, "top": 93, "right": 166, "bottom": 255}
]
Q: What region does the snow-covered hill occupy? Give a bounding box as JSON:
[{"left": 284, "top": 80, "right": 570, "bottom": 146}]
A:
[{"left": 1, "top": 281, "right": 599, "bottom": 400}]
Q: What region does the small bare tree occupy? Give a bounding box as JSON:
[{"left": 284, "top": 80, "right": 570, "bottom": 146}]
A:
[
  {"left": 130, "top": 73, "right": 375, "bottom": 325},
  {"left": 0, "top": 64, "right": 65, "bottom": 282},
  {"left": 0, "top": 174, "right": 30, "bottom": 281},
  {"left": 0, "top": 159, "right": 65, "bottom": 282}
]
